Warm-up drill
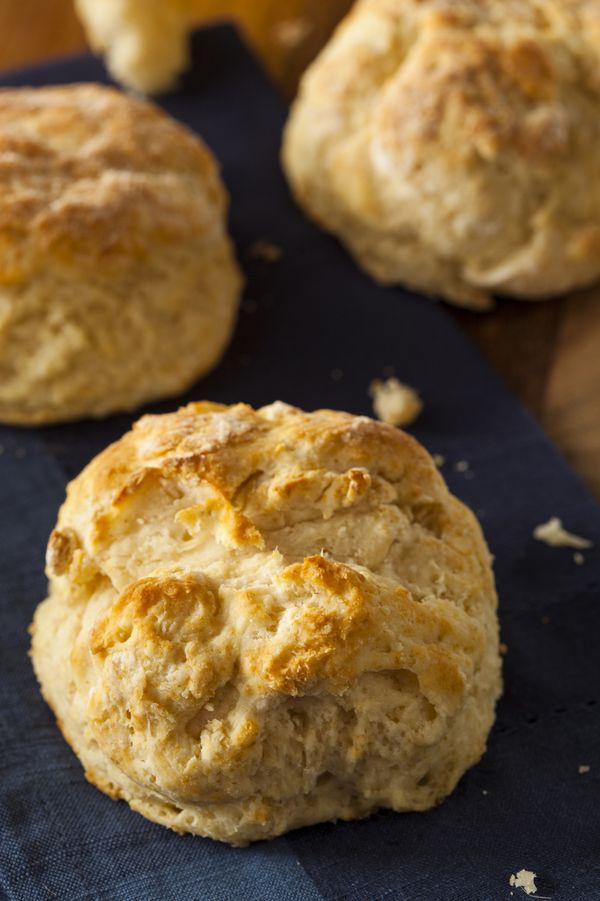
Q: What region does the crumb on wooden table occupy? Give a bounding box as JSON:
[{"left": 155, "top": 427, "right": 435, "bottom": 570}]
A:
[
  {"left": 533, "top": 517, "right": 592, "bottom": 549},
  {"left": 509, "top": 870, "right": 538, "bottom": 896},
  {"left": 272, "top": 18, "right": 313, "bottom": 48},
  {"left": 369, "top": 377, "right": 422, "bottom": 427}
]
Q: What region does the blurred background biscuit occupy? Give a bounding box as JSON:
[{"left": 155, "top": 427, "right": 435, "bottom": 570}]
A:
[
  {"left": 75, "top": 0, "right": 192, "bottom": 94},
  {"left": 0, "top": 83, "right": 241, "bottom": 425}
]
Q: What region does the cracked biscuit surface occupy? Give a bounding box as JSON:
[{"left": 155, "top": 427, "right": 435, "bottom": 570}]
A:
[
  {"left": 31, "top": 401, "right": 501, "bottom": 845},
  {"left": 0, "top": 84, "right": 241, "bottom": 425},
  {"left": 283, "top": 0, "right": 600, "bottom": 308}
]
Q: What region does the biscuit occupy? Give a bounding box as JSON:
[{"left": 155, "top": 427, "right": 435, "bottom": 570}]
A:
[
  {"left": 76, "top": 0, "right": 199, "bottom": 93},
  {"left": 0, "top": 84, "right": 241, "bottom": 425},
  {"left": 283, "top": 0, "right": 600, "bottom": 308},
  {"left": 31, "top": 401, "right": 501, "bottom": 845}
]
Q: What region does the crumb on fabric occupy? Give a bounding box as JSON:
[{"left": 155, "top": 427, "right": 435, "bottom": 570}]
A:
[
  {"left": 574, "top": 552, "right": 585, "bottom": 565},
  {"left": 578, "top": 765, "right": 590, "bottom": 774},
  {"left": 248, "top": 240, "right": 282, "bottom": 262},
  {"left": 369, "top": 377, "right": 422, "bottom": 427},
  {"left": 509, "top": 870, "right": 538, "bottom": 896},
  {"left": 454, "top": 460, "right": 470, "bottom": 473},
  {"left": 433, "top": 454, "right": 445, "bottom": 468},
  {"left": 272, "top": 17, "right": 313, "bottom": 48},
  {"left": 500, "top": 642, "right": 508, "bottom": 655},
  {"left": 242, "top": 299, "right": 258, "bottom": 314},
  {"left": 533, "top": 517, "right": 592, "bottom": 549}
]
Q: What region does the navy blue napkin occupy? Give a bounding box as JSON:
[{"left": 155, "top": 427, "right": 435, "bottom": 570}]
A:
[{"left": 1, "top": 25, "right": 599, "bottom": 901}]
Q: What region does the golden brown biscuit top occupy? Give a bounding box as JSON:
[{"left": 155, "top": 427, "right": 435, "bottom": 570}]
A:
[
  {"left": 0, "top": 83, "right": 224, "bottom": 283},
  {"left": 284, "top": 0, "right": 600, "bottom": 307},
  {"left": 312, "top": 0, "right": 600, "bottom": 164},
  {"left": 46, "top": 402, "right": 496, "bottom": 798}
]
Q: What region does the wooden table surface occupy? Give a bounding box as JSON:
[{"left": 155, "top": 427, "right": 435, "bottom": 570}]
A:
[{"left": 2, "top": 0, "right": 599, "bottom": 498}]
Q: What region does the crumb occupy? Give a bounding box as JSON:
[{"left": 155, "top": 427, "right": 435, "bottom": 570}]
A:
[
  {"left": 272, "top": 17, "right": 312, "bottom": 48},
  {"left": 500, "top": 642, "right": 508, "bottom": 655},
  {"left": 369, "top": 377, "right": 422, "bottom": 427},
  {"left": 248, "top": 240, "right": 282, "bottom": 262},
  {"left": 433, "top": 454, "right": 445, "bottom": 468},
  {"left": 578, "top": 765, "right": 590, "bottom": 774},
  {"left": 573, "top": 552, "right": 585, "bottom": 565},
  {"left": 242, "top": 298, "right": 258, "bottom": 314},
  {"left": 533, "top": 517, "right": 592, "bottom": 549},
  {"left": 331, "top": 368, "right": 344, "bottom": 382},
  {"left": 454, "top": 460, "right": 470, "bottom": 473},
  {"left": 482, "top": 789, "right": 488, "bottom": 795},
  {"left": 509, "top": 870, "right": 538, "bottom": 896}
]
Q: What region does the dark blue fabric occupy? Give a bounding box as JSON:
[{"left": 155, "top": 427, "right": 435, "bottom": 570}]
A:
[{"left": 0, "top": 25, "right": 599, "bottom": 901}]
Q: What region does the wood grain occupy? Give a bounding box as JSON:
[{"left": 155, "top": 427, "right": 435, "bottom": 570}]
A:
[{"left": 1, "top": 0, "right": 599, "bottom": 498}]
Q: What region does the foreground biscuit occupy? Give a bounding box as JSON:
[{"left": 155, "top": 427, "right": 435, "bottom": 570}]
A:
[
  {"left": 283, "top": 0, "right": 600, "bottom": 309},
  {"left": 31, "top": 401, "right": 501, "bottom": 845},
  {"left": 0, "top": 84, "right": 241, "bottom": 425}
]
